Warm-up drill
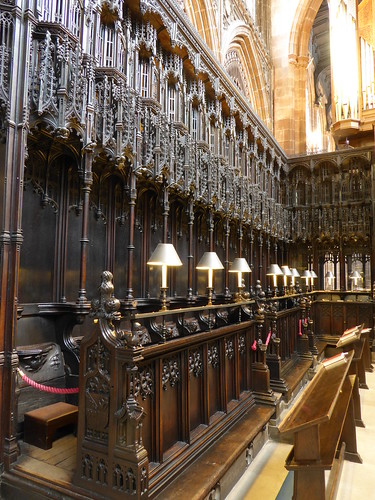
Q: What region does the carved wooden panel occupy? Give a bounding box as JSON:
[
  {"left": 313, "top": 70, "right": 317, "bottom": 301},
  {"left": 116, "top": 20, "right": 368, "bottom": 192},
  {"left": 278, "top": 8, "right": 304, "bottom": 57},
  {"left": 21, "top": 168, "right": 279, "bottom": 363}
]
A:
[
  {"left": 135, "top": 364, "right": 154, "bottom": 461},
  {"left": 225, "top": 336, "right": 235, "bottom": 405},
  {"left": 313, "top": 302, "right": 328, "bottom": 335},
  {"left": 161, "top": 355, "right": 181, "bottom": 456},
  {"left": 207, "top": 342, "right": 221, "bottom": 421},
  {"left": 313, "top": 300, "right": 373, "bottom": 337},
  {"left": 345, "top": 303, "right": 358, "bottom": 329},
  {"left": 85, "top": 338, "right": 111, "bottom": 442},
  {"left": 188, "top": 347, "right": 204, "bottom": 433},
  {"left": 238, "top": 333, "right": 247, "bottom": 393}
]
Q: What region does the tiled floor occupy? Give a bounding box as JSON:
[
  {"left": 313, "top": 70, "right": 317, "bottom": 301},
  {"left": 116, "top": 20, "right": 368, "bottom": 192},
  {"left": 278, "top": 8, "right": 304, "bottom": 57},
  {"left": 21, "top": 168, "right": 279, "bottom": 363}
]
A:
[{"left": 226, "top": 360, "right": 375, "bottom": 500}]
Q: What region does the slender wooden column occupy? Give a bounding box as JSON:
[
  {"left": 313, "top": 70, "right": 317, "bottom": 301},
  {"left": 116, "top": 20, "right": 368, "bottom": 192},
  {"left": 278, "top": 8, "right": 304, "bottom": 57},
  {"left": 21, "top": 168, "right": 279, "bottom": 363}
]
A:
[
  {"left": 187, "top": 199, "right": 194, "bottom": 301},
  {"left": 334, "top": 254, "right": 339, "bottom": 290},
  {"left": 162, "top": 178, "right": 169, "bottom": 243},
  {"left": 298, "top": 297, "right": 312, "bottom": 359},
  {"left": 252, "top": 299, "right": 276, "bottom": 405},
  {"left": 224, "top": 218, "right": 230, "bottom": 297},
  {"left": 238, "top": 222, "right": 243, "bottom": 258},
  {"left": 306, "top": 297, "right": 318, "bottom": 355},
  {"left": 274, "top": 239, "right": 278, "bottom": 264},
  {"left": 249, "top": 228, "right": 254, "bottom": 292},
  {"left": 126, "top": 170, "right": 136, "bottom": 305},
  {"left": 77, "top": 148, "right": 93, "bottom": 304},
  {"left": 208, "top": 208, "right": 214, "bottom": 251},
  {"left": 313, "top": 243, "right": 319, "bottom": 289},
  {"left": 347, "top": 255, "right": 353, "bottom": 291},
  {"left": 339, "top": 239, "right": 346, "bottom": 290},
  {"left": 0, "top": 4, "right": 36, "bottom": 470},
  {"left": 258, "top": 233, "right": 264, "bottom": 287},
  {"left": 105, "top": 179, "right": 116, "bottom": 273}
]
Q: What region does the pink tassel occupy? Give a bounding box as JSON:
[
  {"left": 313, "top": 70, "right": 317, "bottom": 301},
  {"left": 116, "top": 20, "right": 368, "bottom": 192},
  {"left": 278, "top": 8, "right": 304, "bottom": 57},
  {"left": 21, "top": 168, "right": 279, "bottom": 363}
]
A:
[{"left": 251, "top": 340, "right": 257, "bottom": 351}]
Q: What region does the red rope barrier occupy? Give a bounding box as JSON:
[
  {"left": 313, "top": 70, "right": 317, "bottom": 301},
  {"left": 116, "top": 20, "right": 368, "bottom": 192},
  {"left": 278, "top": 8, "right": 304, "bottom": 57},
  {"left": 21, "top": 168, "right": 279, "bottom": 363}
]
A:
[{"left": 17, "top": 368, "right": 79, "bottom": 394}]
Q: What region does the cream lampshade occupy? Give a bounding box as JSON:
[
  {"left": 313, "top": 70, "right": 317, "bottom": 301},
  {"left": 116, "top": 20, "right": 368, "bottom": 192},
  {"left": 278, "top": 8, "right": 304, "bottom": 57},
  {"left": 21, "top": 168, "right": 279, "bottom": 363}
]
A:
[
  {"left": 147, "top": 243, "right": 182, "bottom": 310},
  {"left": 266, "top": 263, "right": 283, "bottom": 287},
  {"left": 301, "top": 269, "right": 311, "bottom": 286},
  {"left": 291, "top": 268, "right": 300, "bottom": 287},
  {"left": 229, "top": 257, "right": 251, "bottom": 288},
  {"left": 325, "top": 270, "right": 334, "bottom": 288},
  {"left": 350, "top": 270, "right": 361, "bottom": 288},
  {"left": 281, "top": 265, "right": 292, "bottom": 287},
  {"left": 196, "top": 252, "right": 224, "bottom": 305}
]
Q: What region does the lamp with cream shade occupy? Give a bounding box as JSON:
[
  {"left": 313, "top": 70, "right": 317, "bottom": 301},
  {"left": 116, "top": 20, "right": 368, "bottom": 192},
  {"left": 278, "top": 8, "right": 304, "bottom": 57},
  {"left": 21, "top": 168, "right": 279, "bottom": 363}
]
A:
[
  {"left": 229, "top": 257, "right": 251, "bottom": 301},
  {"left": 281, "top": 265, "right": 292, "bottom": 290},
  {"left": 350, "top": 270, "right": 361, "bottom": 290},
  {"left": 310, "top": 270, "right": 318, "bottom": 290},
  {"left": 196, "top": 251, "right": 224, "bottom": 305},
  {"left": 291, "top": 268, "right": 300, "bottom": 288},
  {"left": 266, "top": 263, "right": 283, "bottom": 295},
  {"left": 325, "top": 270, "right": 334, "bottom": 289},
  {"left": 147, "top": 243, "right": 183, "bottom": 310},
  {"left": 301, "top": 269, "right": 311, "bottom": 290}
]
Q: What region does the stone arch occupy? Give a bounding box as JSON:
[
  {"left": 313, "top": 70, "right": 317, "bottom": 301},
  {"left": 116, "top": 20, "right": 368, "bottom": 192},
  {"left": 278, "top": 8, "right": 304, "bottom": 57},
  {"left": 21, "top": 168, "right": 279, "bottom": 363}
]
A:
[
  {"left": 289, "top": 0, "right": 324, "bottom": 60},
  {"left": 273, "top": 0, "right": 325, "bottom": 155},
  {"left": 183, "top": 0, "right": 220, "bottom": 59},
  {"left": 223, "top": 23, "right": 271, "bottom": 127}
]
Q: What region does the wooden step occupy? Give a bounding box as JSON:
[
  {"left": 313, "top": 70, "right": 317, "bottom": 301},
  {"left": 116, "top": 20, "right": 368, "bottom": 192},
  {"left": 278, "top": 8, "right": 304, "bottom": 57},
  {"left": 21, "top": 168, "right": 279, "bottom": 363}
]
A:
[{"left": 24, "top": 402, "right": 78, "bottom": 450}]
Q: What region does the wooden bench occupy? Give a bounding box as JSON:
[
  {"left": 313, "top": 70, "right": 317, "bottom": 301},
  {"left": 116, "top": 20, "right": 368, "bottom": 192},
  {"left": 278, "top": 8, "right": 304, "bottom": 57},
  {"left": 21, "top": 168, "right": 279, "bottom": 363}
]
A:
[
  {"left": 24, "top": 402, "right": 78, "bottom": 450},
  {"left": 278, "top": 350, "right": 361, "bottom": 500}
]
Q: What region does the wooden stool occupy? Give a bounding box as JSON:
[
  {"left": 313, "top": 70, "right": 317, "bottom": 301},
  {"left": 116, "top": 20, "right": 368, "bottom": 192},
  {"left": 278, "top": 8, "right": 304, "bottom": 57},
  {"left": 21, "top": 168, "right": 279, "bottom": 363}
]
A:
[{"left": 24, "top": 402, "right": 78, "bottom": 449}]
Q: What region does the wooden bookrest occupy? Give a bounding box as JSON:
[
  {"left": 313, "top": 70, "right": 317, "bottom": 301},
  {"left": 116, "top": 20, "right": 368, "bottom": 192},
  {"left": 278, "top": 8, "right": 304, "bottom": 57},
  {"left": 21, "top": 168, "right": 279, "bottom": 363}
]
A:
[
  {"left": 24, "top": 402, "right": 78, "bottom": 450},
  {"left": 278, "top": 350, "right": 361, "bottom": 500},
  {"left": 325, "top": 326, "right": 366, "bottom": 427}
]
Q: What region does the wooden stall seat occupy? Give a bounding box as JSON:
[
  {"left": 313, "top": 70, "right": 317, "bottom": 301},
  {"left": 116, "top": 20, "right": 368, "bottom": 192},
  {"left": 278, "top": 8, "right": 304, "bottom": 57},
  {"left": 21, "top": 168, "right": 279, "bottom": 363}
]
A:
[
  {"left": 278, "top": 350, "right": 361, "bottom": 500},
  {"left": 24, "top": 402, "right": 78, "bottom": 450}
]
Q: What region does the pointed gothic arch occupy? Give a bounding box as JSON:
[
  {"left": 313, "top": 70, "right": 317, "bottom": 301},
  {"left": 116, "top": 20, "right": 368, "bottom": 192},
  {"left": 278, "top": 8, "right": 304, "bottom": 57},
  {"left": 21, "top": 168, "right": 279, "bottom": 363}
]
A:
[
  {"left": 223, "top": 23, "right": 272, "bottom": 127},
  {"left": 183, "top": 0, "right": 220, "bottom": 59},
  {"left": 289, "top": 0, "right": 324, "bottom": 60},
  {"left": 273, "top": 0, "right": 325, "bottom": 154}
]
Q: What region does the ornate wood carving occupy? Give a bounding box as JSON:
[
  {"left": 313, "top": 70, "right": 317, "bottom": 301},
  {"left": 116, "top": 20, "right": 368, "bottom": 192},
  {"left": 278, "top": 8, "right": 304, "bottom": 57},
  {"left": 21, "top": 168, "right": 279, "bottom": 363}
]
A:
[
  {"left": 161, "top": 356, "right": 180, "bottom": 390},
  {"left": 75, "top": 271, "right": 148, "bottom": 499},
  {"left": 189, "top": 348, "right": 203, "bottom": 377},
  {"left": 208, "top": 344, "right": 220, "bottom": 368}
]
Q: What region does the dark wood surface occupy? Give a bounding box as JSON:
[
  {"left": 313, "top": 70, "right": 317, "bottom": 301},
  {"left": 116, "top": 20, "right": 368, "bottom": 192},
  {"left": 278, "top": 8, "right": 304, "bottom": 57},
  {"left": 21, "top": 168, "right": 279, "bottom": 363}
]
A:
[
  {"left": 284, "top": 374, "right": 355, "bottom": 469},
  {"left": 153, "top": 405, "right": 275, "bottom": 500},
  {"left": 279, "top": 351, "right": 354, "bottom": 435},
  {"left": 278, "top": 350, "right": 359, "bottom": 499},
  {"left": 24, "top": 403, "right": 78, "bottom": 450}
]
